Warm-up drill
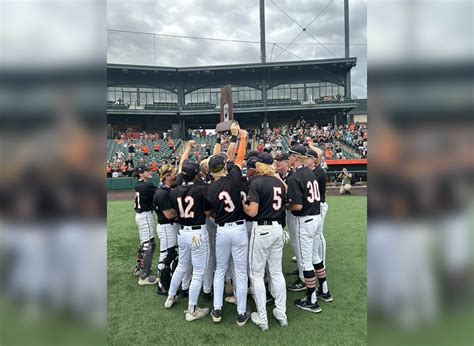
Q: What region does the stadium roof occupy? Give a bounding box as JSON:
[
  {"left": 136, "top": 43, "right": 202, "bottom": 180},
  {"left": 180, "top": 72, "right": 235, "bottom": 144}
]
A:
[{"left": 107, "top": 57, "right": 356, "bottom": 73}]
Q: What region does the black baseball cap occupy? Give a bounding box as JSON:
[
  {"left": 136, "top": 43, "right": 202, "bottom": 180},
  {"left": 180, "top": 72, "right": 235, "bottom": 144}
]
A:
[
  {"left": 275, "top": 152, "right": 290, "bottom": 161},
  {"left": 247, "top": 157, "right": 258, "bottom": 169},
  {"left": 257, "top": 152, "right": 273, "bottom": 165},
  {"left": 307, "top": 149, "right": 318, "bottom": 159},
  {"left": 135, "top": 165, "right": 150, "bottom": 175},
  {"left": 209, "top": 153, "right": 227, "bottom": 173},
  {"left": 289, "top": 144, "right": 307, "bottom": 156},
  {"left": 247, "top": 151, "right": 260, "bottom": 159},
  {"left": 181, "top": 159, "right": 200, "bottom": 176}
]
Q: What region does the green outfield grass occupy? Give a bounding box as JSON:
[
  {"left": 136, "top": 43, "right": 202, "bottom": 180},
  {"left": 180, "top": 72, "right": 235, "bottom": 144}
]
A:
[{"left": 108, "top": 196, "right": 367, "bottom": 345}]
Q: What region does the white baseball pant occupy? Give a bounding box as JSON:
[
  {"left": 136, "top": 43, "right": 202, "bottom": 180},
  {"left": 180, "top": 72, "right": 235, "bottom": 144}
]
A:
[
  {"left": 249, "top": 221, "right": 287, "bottom": 324},
  {"left": 316, "top": 202, "right": 328, "bottom": 262},
  {"left": 203, "top": 217, "right": 217, "bottom": 293},
  {"left": 135, "top": 211, "right": 155, "bottom": 244},
  {"left": 213, "top": 221, "right": 248, "bottom": 315},
  {"left": 295, "top": 214, "right": 323, "bottom": 271},
  {"left": 287, "top": 210, "right": 304, "bottom": 281},
  {"left": 157, "top": 223, "right": 191, "bottom": 289},
  {"left": 168, "top": 225, "right": 209, "bottom": 307}
]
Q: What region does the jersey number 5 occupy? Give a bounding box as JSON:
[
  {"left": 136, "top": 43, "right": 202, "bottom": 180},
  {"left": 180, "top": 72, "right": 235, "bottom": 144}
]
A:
[
  {"left": 272, "top": 187, "right": 282, "bottom": 210},
  {"left": 307, "top": 180, "right": 320, "bottom": 203},
  {"left": 177, "top": 196, "right": 195, "bottom": 218},
  {"left": 219, "top": 191, "right": 236, "bottom": 212}
]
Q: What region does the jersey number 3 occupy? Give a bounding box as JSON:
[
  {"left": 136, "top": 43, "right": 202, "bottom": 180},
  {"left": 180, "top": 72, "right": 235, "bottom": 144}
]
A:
[
  {"left": 177, "top": 196, "right": 195, "bottom": 218},
  {"left": 307, "top": 180, "right": 320, "bottom": 203},
  {"left": 219, "top": 191, "right": 236, "bottom": 212}
]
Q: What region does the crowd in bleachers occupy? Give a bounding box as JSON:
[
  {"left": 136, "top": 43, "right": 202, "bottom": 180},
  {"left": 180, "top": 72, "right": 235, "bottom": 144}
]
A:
[{"left": 107, "top": 118, "right": 367, "bottom": 178}]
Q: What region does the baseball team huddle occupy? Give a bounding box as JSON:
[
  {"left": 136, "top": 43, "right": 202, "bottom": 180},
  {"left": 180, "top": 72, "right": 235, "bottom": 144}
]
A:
[{"left": 132, "top": 122, "right": 332, "bottom": 331}]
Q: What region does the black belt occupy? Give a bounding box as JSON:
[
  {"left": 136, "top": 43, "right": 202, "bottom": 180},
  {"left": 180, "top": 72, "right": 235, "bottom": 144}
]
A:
[
  {"left": 160, "top": 222, "right": 176, "bottom": 226},
  {"left": 136, "top": 210, "right": 153, "bottom": 214},
  {"left": 257, "top": 220, "right": 281, "bottom": 226},
  {"left": 218, "top": 220, "right": 245, "bottom": 227},
  {"left": 180, "top": 225, "right": 204, "bottom": 230}
]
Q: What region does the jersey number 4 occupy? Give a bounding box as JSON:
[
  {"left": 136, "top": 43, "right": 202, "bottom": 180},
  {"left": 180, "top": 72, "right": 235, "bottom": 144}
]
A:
[
  {"left": 177, "top": 196, "right": 195, "bottom": 218},
  {"left": 307, "top": 180, "right": 320, "bottom": 203},
  {"left": 219, "top": 191, "right": 236, "bottom": 212}
]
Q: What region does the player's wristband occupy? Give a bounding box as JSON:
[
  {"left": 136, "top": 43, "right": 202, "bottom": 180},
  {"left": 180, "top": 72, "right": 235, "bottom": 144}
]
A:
[
  {"left": 216, "top": 137, "right": 222, "bottom": 144},
  {"left": 230, "top": 135, "right": 237, "bottom": 143}
]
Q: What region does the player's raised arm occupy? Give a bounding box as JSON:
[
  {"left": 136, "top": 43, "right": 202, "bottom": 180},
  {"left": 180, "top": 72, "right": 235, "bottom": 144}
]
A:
[
  {"left": 234, "top": 129, "right": 247, "bottom": 169},
  {"left": 178, "top": 140, "right": 195, "bottom": 173},
  {"left": 213, "top": 136, "right": 222, "bottom": 156}
]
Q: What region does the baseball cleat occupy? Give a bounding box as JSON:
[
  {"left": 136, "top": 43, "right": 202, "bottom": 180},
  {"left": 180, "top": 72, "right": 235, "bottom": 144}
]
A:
[
  {"left": 138, "top": 275, "right": 159, "bottom": 286},
  {"left": 203, "top": 291, "right": 213, "bottom": 302},
  {"left": 266, "top": 292, "right": 275, "bottom": 306},
  {"left": 211, "top": 309, "right": 222, "bottom": 322},
  {"left": 164, "top": 296, "right": 177, "bottom": 309},
  {"left": 156, "top": 283, "right": 168, "bottom": 296},
  {"left": 292, "top": 256, "right": 297, "bottom": 263},
  {"left": 185, "top": 307, "right": 209, "bottom": 321},
  {"left": 316, "top": 289, "right": 333, "bottom": 302},
  {"left": 178, "top": 288, "right": 189, "bottom": 299},
  {"left": 287, "top": 278, "right": 306, "bottom": 292},
  {"left": 272, "top": 308, "right": 288, "bottom": 327},
  {"left": 133, "top": 268, "right": 144, "bottom": 277},
  {"left": 250, "top": 312, "right": 269, "bottom": 331},
  {"left": 237, "top": 311, "right": 251, "bottom": 327},
  {"left": 287, "top": 269, "right": 299, "bottom": 277},
  {"left": 225, "top": 295, "right": 237, "bottom": 305},
  {"left": 294, "top": 297, "right": 322, "bottom": 313}
]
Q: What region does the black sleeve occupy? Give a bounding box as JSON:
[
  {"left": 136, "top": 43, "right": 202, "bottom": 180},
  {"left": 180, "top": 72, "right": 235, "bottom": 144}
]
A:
[
  {"left": 176, "top": 173, "right": 184, "bottom": 186},
  {"left": 287, "top": 178, "right": 302, "bottom": 205},
  {"left": 248, "top": 180, "right": 260, "bottom": 204},
  {"left": 228, "top": 163, "right": 242, "bottom": 186}
]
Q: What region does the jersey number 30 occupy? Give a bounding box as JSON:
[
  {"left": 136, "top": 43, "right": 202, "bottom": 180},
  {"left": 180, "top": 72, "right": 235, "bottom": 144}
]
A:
[
  {"left": 177, "top": 196, "right": 195, "bottom": 218},
  {"left": 219, "top": 191, "right": 236, "bottom": 212},
  {"left": 307, "top": 180, "right": 320, "bottom": 203}
]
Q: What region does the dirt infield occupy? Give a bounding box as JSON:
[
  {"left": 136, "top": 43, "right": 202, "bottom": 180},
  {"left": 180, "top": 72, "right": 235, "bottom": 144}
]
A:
[{"left": 108, "top": 185, "right": 367, "bottom": 201}]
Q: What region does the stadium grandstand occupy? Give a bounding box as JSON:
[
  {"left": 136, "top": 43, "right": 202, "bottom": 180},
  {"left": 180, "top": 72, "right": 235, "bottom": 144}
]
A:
[{"left": 106, "top": 58, "right": 367, "bottom": 187}]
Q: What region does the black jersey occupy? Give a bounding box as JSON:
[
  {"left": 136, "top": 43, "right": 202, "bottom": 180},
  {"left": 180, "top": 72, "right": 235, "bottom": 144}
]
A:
[
  {"left": 278, "top": 168, "right": 294, "bottom": 184},
  {"left": 248, "top": 175, "right": 286, "bottom": 222},
  {"left": 207, "top": 164, "right": 245, "bottom": 224},
  {"left": 312, "top": 165, "right": 326, "bottom": 203},
  {"left": 153, "top": 184, "right": 176, "bottom": 224},
  {"left": 287, "top": 166, "right": 321, "bottom": 216},
  {"left": 134, "top": 179, "right": 156, "bottom": 213},
  {"left": 170, "top": 182, "right": 210, "bottom": 226}
]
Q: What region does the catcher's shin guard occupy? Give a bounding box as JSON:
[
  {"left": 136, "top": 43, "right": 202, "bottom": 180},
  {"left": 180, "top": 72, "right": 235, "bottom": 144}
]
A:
[
  {"left": 142, "top": 238, "right": 156, "bottom": 277},
  {"left": 135, "top": 244, "right": 144, "bottom": 274},
  {"left": 158, "top": 246, "right": 178, "bottom": 292}
]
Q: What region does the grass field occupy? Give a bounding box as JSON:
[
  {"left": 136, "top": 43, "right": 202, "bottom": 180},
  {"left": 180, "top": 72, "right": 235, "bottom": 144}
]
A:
[{"left": 108, "top": 196, "right": 367, "bottom": 345}]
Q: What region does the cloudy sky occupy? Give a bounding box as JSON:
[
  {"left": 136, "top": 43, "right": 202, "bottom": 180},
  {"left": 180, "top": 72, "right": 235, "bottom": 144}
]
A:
[{"left": 107, "top": 0, "right": 367, "bottom": 98}]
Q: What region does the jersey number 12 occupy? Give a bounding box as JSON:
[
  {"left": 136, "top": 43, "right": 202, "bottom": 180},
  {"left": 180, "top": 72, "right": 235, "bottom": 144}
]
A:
[{"left": 177, "top": 196, "right": 195, "bottom": 218}]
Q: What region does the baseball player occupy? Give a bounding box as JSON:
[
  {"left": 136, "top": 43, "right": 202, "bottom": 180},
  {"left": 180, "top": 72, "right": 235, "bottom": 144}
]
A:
[
  {"left": 309, "top": 148, "right": 333, "bottom": 302},
  {"left": 133, "top": 165, "right": 159, "bottom": 286},
  {"left": 286, "top": 144, "right": 323, "bottom": 313},
  {"left": 244, "top": 152, "right": 288, "bottom": 331},
  {"left": 164, "top": 160, "right": 211, "bottom": 322},
  {"left": 207, "top": 128, "right": 250, "bottom": 326},
  {"left": 153, "top": 164, "right": 189, "bottom": 296}
]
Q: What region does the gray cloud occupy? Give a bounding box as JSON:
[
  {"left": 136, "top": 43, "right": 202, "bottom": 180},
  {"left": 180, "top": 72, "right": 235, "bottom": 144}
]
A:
[{"left": 107, "top": 0, "right": 366, "bottom": 97}]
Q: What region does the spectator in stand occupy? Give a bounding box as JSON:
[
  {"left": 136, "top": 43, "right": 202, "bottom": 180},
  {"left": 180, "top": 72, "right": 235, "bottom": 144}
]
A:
[
  {"left": 257, "top": 141, "right": 264, "bottom": 152},
  {"left": 120, "top": 162, "right": 127, "bottom": 176},
  {"left": 153, "top": 142, "right": 160, "bottom": 152},
  {"left": 128, "top": 141, "right": 136, "bottom": 157},
  {"left": 107, "top": 162, "right": 112, "bottom": 178},
  {"left": 168, "top": 138, "right": 175, "bottom": 153},
  {"left": 325, "top": 146, "right": 333, "bottom": 159},
  {"left": 142, "top": 143, "right": 150, "bottom": 156},
  {"left": 127, "top": 162, "right": 134, "bottom": 177},
  {"left": 150, "top": 160, "right": 158, "bottom": 175},
  {"left": 338, "top": 168, "right": 353, "bottom": 194},
  {"left": 335, "top": 143, "right": 344, "bottom": 159}
]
